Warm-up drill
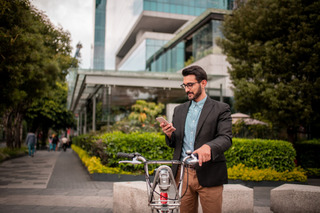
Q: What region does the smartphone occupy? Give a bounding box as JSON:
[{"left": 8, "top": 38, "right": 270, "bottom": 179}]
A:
[{"left": 156, "top": 117, "right": 169, "bottom": 125}]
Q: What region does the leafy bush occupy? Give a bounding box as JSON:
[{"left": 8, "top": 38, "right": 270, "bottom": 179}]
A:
[
  {"left": 232, "top": 121, "right": 275, "bottom": 139},
  {"left": 72, "top": 144, "right": 133, "bottom": 175},
  {"left": 228, "top": 163, "right": 307, "bottom": 182},
  {"left": 99, "top": 131, "right": 173, "bottom": 172},
  {"left": 72, "top": 144, "right": 307, "bottom": 182},
  {"left": 72, "top": 133, "right": 304, "bottom": 181},
  {"left": 0, "top": 147, "right": 28, "bottom": 162},
  {"left": 225, "top": 138, "right": 296, "bottom": 172},
  {"left": 303, "top": 168, "right": 320, "bottom": 178},
  {"left": 295, "top": 139, "right": 320, "bottom": 169},
  {"left": 104, "top": 100, "right": 166, "bottom": 133},
  {"left": 73, "top": 131, "right": 173, "bottom": 172}
]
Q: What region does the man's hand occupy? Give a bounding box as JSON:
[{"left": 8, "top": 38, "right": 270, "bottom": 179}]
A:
[
  {"left": 193, "top": 144, "right": 211, "bottom": 166},
  {"left": 160, "top": 122, "right": 176, "bottom": 139}
]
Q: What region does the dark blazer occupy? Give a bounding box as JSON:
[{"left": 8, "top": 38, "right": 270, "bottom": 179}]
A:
[{"left": 166, "top": 97, "right": 232, "bottom": 187}]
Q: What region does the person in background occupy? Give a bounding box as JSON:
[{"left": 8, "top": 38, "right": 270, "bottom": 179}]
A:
[
  {"left": 52, "top": 134, "right": 59, "bottom": 151},
  {"left": 61, "top": 136, "right": 68, "bottom": 151},
  {"left": 160, "top": 65, "right": 232, "bottom": 213},
  {"left": 48, "top": 135, "right": 53, "bottom": 151},
  {"left": 25, "top": 130, "right": 37, "bottom": 157}
]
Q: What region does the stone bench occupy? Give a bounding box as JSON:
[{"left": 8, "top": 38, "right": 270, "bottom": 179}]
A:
[
  {"left": 113, "top": 181, "right": 253, "bottom": 213},
  {"left": 270, "top": 184, "right": 320, "bottom": 213}
]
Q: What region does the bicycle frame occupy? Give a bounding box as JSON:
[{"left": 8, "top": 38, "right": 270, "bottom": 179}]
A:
[{"left": 118, "top": 152, "right": 198, "bottom": 213}]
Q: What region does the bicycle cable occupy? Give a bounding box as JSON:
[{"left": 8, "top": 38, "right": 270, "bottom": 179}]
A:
[{"left": 148, "top": 164, "right": 190, "bottom": 201}]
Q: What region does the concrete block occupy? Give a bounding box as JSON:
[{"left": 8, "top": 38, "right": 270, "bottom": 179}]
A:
[
  {"left": 270, "top": 184, "right": 320, "bottom": 213},
  {"left": 222, "top": 184, "right": 254, "bottom": 213},
  {"left": 113, "top": 181, "right": 150, "bottom": 213},
  {"left": 113, "top": 182, "right": 254, "bottom": 213}
]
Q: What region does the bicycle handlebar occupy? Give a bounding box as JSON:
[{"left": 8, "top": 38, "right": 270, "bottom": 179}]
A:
[
  {"left": 116, "top": 150, "right": 199, "bottom": 212},
  {"left": 117, "top": 151, "right": 199, "bottom": 165}
]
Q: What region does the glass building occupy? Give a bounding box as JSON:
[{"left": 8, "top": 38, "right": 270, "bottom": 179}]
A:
[
  {"left": 112, "top": 0, "right": 234, "bottom": 72},
  {"left": 146, "top": 18, "right": 225, "bottom": 73},
  {"left": 69, "top": 0, "right": 235, "bottom": 134},
  {"left": 93, "top": 0, "right": 106, "bottom": 70}
]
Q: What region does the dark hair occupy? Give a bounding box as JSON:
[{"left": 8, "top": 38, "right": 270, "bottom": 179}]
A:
[{"left": 182, "top": 65, "right": 207, "bottom": 82}]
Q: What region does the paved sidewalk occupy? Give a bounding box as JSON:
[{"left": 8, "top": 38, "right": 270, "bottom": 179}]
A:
[
  {"left": 0, "top": 149, "right": 113, "bottom": 213},
  {"left": 0, "top": 148, "right": 319, "bottom": 213}
]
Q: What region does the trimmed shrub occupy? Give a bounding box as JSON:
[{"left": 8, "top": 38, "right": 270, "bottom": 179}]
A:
[
  {"left": 72, "top": 144, "right": 133, "bottom": 175},
  {"left": 225, "top": 138, "right": 296, "bottom": 172},
  {"left": 72, "top": 133, "right": 304, "bottom": 181},
  {"left": 295, "top": 139, "right": 320, "bottom": 169},
  {"left": 228, "top": 163, "right": 307, "bottom": 182},
  {"left": 99, "top": 131, "right": 173, "bottom": 172}
]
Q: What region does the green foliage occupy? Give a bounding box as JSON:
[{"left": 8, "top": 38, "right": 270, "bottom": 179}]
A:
[
  {"left": 0, "top": 147, "right": 28, "bottom": 162},
  {"left": 73, "top": 133, "right": 306, "bottom": 182},
  {"left": 184, "top": 56, "right": 195, "bottom": 67},
  {"left": 25, "top": 82, "right": 75, "bottom": 131},
  {"left": 225, "top": 138, "right": 296, "bottom": 172},
  {"left": 232, "top": 121, "right": 275, "bottom": 139},
  {"left": 109, "top": 100, "right": 165, "bottom": 133},
  {"left": 303, "top": 168, "right": 320, "bottom": 178},
  {"left": 72, "top": 144, "right": 133, "bottom": 175},
  {"left": 0, "top": 0, "right": 75, "bottom": 148},
  {"left": 218, "top": 0, "right": 320, "bottom": 137},
  {"left": 0, "top": 0, "right": 73, "bottom": 110},
  {"left": 295, "top": 139, "right": 320, "bottom": 169},
  {"left": 73, "top": 131, "right": 173, "bottom": 173},
  {"left": 228, "top": 163, "right": 307, "bottom": 182}
]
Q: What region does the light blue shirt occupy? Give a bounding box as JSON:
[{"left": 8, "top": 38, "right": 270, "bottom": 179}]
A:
[{"left": 180, "top": 96, "right": 207, "bottom": 161}]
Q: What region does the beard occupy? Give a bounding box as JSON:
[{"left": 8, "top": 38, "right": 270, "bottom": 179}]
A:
[{"left": 187, "top": 86, "right": 202, "bottom": 101}]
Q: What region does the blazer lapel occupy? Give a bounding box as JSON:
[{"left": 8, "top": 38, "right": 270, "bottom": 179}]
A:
[{"left": 195, "top": 98, "right": 214, "bottom": 140}]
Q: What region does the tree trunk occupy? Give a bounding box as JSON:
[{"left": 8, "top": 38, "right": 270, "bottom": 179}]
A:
[
  {"left": 287, "top": 126, "right": 297, "bottom": 143},
  {"left": 2, "top": 108, "right": 25, "bottom": 149},
  {"left": 14, "top": 112, "right": 23, "bottom": 148},
  {"left": 3, "top": 111, "right": 14, "bottom": 149},
  {"left": 41, "top": 127, "right": 49, "bottom": 149}
]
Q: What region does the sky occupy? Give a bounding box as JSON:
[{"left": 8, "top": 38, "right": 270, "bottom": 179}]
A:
[
  {"left": 31, "top": 0, "right": 94, "bottom": 69},
  {"left": 30, "top": 0, "right": 139, "bottom": 70}
]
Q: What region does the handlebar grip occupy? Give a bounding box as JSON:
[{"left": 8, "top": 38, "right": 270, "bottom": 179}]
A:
[
  {"left": 192, "top": 153, "right": 198, "bottom": 158},
  {"left": 117, "top": 152, "right": 134, "bottom": 159}
]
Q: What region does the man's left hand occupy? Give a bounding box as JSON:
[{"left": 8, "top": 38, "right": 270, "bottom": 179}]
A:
[{"left": 193, "top": 144, "right": 211, "bottom": 166}]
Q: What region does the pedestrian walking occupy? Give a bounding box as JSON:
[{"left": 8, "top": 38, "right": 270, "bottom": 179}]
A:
[
  {"left": 25, "top": 130, "right": 37, "bottom": 157},
  {"left": 52, "top": 134, "right": 59, "bottom": 151}
]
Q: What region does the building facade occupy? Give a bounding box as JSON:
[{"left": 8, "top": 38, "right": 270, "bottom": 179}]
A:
[
  {"left": 68, "top": 0, "right": 235, "bottom": 134},
  {"left": 93, "top": 0, "right": 107, "bottom": 69}
]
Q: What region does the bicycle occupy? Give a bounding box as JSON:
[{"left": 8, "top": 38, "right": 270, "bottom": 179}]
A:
[{"left": 117, "top": 151, "right": 199, "bottom": 213}]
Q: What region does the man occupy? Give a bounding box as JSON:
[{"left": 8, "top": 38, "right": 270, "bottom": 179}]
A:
[
  {"left": 25, "top": 130, "right": 37, "bottom": 157},
  {"left": 61, "top": 136, "right": 68, "bottom": 151},
  {"left": 160, "top": 65, "right": 232, "bottom": 213}
]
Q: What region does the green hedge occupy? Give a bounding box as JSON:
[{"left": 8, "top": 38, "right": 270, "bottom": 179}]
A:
[
  {"left": 73, "top": 131, "right": 173, "bottom": 172},
  {"left": 225, "top": 138, "right": 296, "bottom": 172},
  {"left": 74, "top": 132, "right": 297, "bottom": 173},
  {"left": 72, "top": 134, "right": 306, "bottom": 182},
  {"left": 295, "top": 139, "right": 320, "bottom": 169}
]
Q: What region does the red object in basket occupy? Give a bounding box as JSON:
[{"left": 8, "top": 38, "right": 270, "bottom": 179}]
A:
[{"left": 160, "top": 192, "right": 168, "bottom": 204}]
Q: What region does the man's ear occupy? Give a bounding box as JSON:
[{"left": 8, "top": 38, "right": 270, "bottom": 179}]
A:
[{"left": 201, "top": 80, "right": 207, "bottom": 87}]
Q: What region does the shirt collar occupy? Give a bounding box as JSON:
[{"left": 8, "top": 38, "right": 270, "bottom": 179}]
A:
[{"left": 191, "top": 95, "right": 207, "bottom": 108}]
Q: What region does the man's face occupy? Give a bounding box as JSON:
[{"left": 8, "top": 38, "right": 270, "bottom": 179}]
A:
[{"left": 182, "top": 75, "right": 204, "bottom": 102}]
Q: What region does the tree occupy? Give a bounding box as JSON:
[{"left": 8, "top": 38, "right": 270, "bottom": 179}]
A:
[
  {"left": 218, "top": 0, "right": 320, "bottom": 140},
  {"left": 0, "top": 0, "right": 74, "bottom": 148},
  {"left": 110, "top": 100, "right": 165, "bottom": 133},
  {"left": 25, "top": 82, "right": 75, "bottom": 148}
]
